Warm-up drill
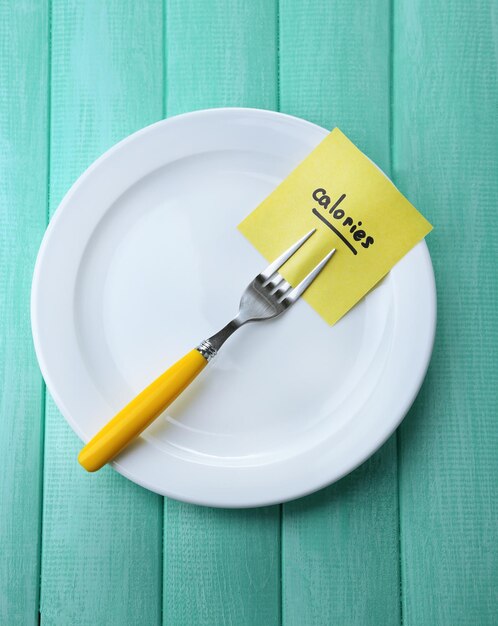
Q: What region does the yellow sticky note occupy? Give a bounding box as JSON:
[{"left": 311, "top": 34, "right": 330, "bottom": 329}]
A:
[{"left": 238, "top": 128, "right": 433, "bottom": 325}]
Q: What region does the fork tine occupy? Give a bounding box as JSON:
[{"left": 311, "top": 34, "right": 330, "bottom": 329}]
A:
[
  {"left": 279, "top": 248, "right": 336, "bottom": 305},
  {"left": 260, "top": 229, "right": 316, "bottom": 281}
]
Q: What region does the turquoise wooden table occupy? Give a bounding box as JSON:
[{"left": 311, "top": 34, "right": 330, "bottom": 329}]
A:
[{"left": 1, "top": 1, "right": 497, "bottom": 624}]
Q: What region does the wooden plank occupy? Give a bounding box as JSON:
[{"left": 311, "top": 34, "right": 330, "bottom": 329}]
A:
[
  {"left": 279, "top": 0, "right": 391, "bottom": 170},
  {"left": 282, "top": 454, "right": 399, "bottom": 626},
  {"left": 166, "top": 0, "right": 278, "bottom": 116},
  {"left": 0, "top": 2, "right": 48, "bottom": 623},
  {"left": 163, "top": 2, "right": 281, "bottom": 625},
  {"left": 279, "top": 2, "right": 401, "bottom": 625},
  {"left": 164, "top": 503, "right": 280, "bottom": 625},
  {"left": 394, "top": 1, "right": 498, "bottom": 624},
  {"left": 40, "top": 2, "right": 164, "bottom": 624}
]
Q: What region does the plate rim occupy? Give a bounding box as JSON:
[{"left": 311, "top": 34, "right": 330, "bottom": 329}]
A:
[{"left": 31, "top": 107, "right": 437, "bottom": 507}]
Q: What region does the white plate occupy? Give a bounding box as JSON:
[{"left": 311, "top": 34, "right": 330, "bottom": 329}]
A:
[{"left": 32, "top": 108, "right": 436, "bottom": 508}]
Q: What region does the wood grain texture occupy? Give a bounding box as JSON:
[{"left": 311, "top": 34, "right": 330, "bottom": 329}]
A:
[
  {"left": 0, "top": 2, "right": 48, "bottom": 623},
  {"left": 394, "top": 1, "right": 498, "bottom": 624},
  {"left": 279, "top": 0, "right": 391, "bottom": 171},
  {"left": 166, "top": 0, "right": 278, "bottom": 116},
  {"left": 163, "top": 2, "right": 281, "bottom": 625},
  {"left": 279, "top": 1, "right": 400, "bottom": 625},
  {"left": 164, "top": 503, "right": 280, "bottom": 626},
  {"left": 40, "top": 2, "right": 164, "bottom": 624}
]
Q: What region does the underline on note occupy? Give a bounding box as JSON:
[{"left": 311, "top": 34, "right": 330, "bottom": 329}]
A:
[{"left": 312, "top": 208, "right": 358, "bottom": 255}]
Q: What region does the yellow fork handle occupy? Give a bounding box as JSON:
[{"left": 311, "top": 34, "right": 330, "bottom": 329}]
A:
[{"left": 78, "top": 349, "right": 208, "bottom": 472}]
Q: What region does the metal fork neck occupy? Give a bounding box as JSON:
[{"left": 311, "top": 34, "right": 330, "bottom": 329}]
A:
[
  {"left": 207, "top": 318, "right": 244, "bottom": 351},
  {"left": 197, "top": 317, "right": 245, "bottom": 360}
]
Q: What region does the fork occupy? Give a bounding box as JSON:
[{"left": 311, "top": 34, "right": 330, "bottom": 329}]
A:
[{"left": 78, "top": 229, "right": 335, "bottom": 472}]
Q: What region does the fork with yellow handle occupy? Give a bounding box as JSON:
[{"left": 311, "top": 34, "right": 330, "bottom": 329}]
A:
[{"left": 78, "top": 229, "right": 335, "bottom": 472}]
